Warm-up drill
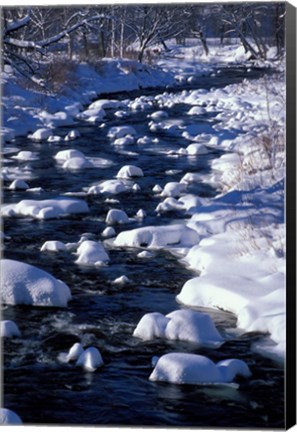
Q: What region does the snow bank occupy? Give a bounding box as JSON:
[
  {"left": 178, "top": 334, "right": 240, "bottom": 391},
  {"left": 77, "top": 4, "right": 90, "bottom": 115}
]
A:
[
  {"left": 114, "top": 224, "right": 200, "bottom": 249},
  {"left": 149, "top": 353, "right": 251, "bottom": 385},
  {"left": 0, "top": 320, "right": 21, "bottom": 338},
  {"left": 134, "top": 309, "right": 223, "bottom": 347},
  {"left": 75, "top": 240, "right": 109, "bottom": 266},
  {"left": 1, "top": 259, "right": 71, "bottom": 307},
  {"left": 1, "top": 197, "right": 89, "bottom": 219}
]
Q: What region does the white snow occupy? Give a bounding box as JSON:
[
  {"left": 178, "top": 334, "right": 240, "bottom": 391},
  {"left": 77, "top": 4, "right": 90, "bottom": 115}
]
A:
[
  {"left": 108, "top": 126, "right": 137, "bottom": 139},
  {"left": 116, "top": 165, "right": 144, "bottom": 179},
  {"left": 114, "top": 224, "right": 200, "bottom": 249},
  {"left": 40, "top": 240, "right": 67, "bottom": 253},
  {"left": 161, "top": 182, "right": 187, "bottom": 198},
  {"left": 0, "top": 408, "right": 22, "bottom": 425},
  {"left": 112, "top": 275, "right": 131, "bottom": 286},
  {"left": 8, "top": 179, "right": 29, "bottom": 190},
  {"left": 105, "top": 209, "right": 131, "bottom": 225},
  {"left": 101, "top": 226, "right": 116, "bottom": 238},
  {"left": 0, "top": 320, "right": 21, "bottom": 338},
  {"left": 149, "top": 352, "right": 251, "bottom": 385},
  {"left": 66, "top": 343, "right": 84, "bottom": 362},
  {"left": 1, "top": 259, "right": 71, "bottom": 307},
  {"left": 76, "top": 347, "right": 104, "bottom": 372},
  {"left": 64, "top": 129, "right": 81, "bottom": 141},
  {"left": 12, "top": 150, "right": 39, "bottom": 161},
  {"left": 134, "top": 309, "right": 223, "bottom": 346},
  {"left": 75, "top": 240, "right": 110, "bottom": 266},
  {"left": 185, "top": 143, "right": 209, "bottom": 155},
  {"left": 88, "top": 179, "right": 132, "bottom": 195},
  {"left": 28, "top": 127, "right": 53, "bottom": 142},
  {"left": 1, "top": 197, "right": 89, "bottom": 219}
]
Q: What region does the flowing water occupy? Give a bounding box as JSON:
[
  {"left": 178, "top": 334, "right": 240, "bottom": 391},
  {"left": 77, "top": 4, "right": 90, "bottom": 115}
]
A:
[{"left": 2, "top": 66, "right": 284, "bottom": 428}]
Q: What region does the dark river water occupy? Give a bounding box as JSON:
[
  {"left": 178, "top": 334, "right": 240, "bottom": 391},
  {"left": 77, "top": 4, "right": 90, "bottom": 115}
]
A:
[{"left": 2, "top": 66, "right": 284, "bottom": 428}]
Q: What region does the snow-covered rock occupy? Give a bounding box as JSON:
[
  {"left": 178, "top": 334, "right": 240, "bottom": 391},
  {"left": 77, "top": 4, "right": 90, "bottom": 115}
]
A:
[
  {"left": 134, "top": 309, "right": 223, "bottom": 346},
  {"left": 0, "top": 408, "right": 22, "bottom": 425},
  {"left": 150, "top": 110, "right": 169, "bottom": 120},
  {"left": 29, "top": 128, "right": 53, "bottom": 141},
  {"left": 187, "top": 106, "right": 206, "bottom": 116},
  {"left": 113, "top": 135, "right": 135, "bottom": 146},
  {"left": 8, "top": 179, "right": 29, "bottom": 190},
  {"left": 88, "top": 179, "right": 131, "bottom": 195},
  {"left": 75, "top": 240, "right": 109, "bottom": 266},
  {"left": 76, "top": 347, "right": 104, "bottom": 372},
  {"left": 54, "top": 149, "right": 86, "bottom": 162},
  {"left": 0, "top": 320, "right": 21, "bottom": 338},
  {"left": 112, "top": 275, "right": 131, "bottom": 286},
  {"left": 12, "top": 150, "right": 39, "bottom": 161},
  {"left": 1, "top": 259, "right": 71, "bottom": 307},
  {"left": 116, "top": 165, "right": 144, "bottom": 179},
  {"left": 1, "top": 197, "right": 89, "bottom": 219},
  {"left": 101, "top": 226, "right": 116, "bottom": 238},
  {"left": 40, "top": 240, "right": 67, "bottom": 253},
  {"left": 62, "top": 157, "right": 93, "bottom": 170},
  {"left": 64, "top": 129, "right": 81, "bottom": 141},
  {"left": 114, "top": 224, "right": 200, "bottom": 249},
  {"left": 185, "top": 143, "right": 209, "bottom": 155},
  {"left": 161, "top": 182, "right": 187, "bottom": 198},
  {"left": 66, "top": 343, "right": 84, "bottom": 362},
  {"left": 108, "top": 126, "right": 137, "bottom": 139},
  {"left": 149, "top": 353, "right": 251, "bottom": 385},
  {"left": 105, "top": 209, "right": 131, "bottom": 225}
]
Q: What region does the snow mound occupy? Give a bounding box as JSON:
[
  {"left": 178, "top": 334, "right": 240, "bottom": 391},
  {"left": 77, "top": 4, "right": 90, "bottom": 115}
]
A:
[
  {"left": 116, "top": 165, "right": 144, "bottom": 179},
  {"left": 161, "top": 182, "right": 187, "bottom": 198},
  {"left": 40, "top": 240, "right": 67, "bottom": 252},
  {"left": 2, "top": 197, "right": 89, "bottom": 219},
  {"left": 54, "top": 149, "right": 86, "bottom": 162},
  {"left": 187, "top": 106, "right": 206, "bottom": 116},
  {"left": 112, "top": 275, "right": 131, "bottom": 286},
  {"left": 150, "top": 110, "right": 169, "bottom": 120},
  {"left": 108, "top": 126, "right": 137, "bottom": 139},
  {"left": 185, "top": 143, "right": 209, "bottom": 155},
  {"left": 1, "top": 259, "right": 71, "bottom": 307},
  {"left": 106, "top": 209, "right": 131, "bottom": 225},
  {"left": 149, "top": 353, "right": 251, "bottom": 385},
  {"left": 113, "top": 135, "right": 135, "bottom": 146},
  {"left": 64, "top": 129, "right": 80, "bottom": 141},
  {"left": 66, "top": 343, "right": 84, "bottom": 362},
  {"left": 28, "top": 128, "right": 53, "bottom": 141},
  {"left": 75, "top": 240, "right": 109, "bottom": 266},
  {"left": 133, "top": 309, "right": 223, "bottom": 346},
  {"left": 76, "top": 347, "right": 104, "bottom": 372},
  {"left": 1, "top": 320, "right": 21, "bottom": 338},
  {"left": 9, "top": 179, "right": 29, "bottom": 190},
  {"left": 114, "top": 224, "right": 200, "bottom": 249},
  {"left": 63, "top": 156, "right": 93, "bottom": 170},
  {"left": 88, "top": 179, "right": 132, "bottom": 195},
  {"left": 0, "top": 408, "right": 22, "bottom": 425},
  {"left": 12, "top": 150, "right": 39, "bottom": 161},
  {"left": 102, "top": 226, "right": 116, "bottom": 238}
]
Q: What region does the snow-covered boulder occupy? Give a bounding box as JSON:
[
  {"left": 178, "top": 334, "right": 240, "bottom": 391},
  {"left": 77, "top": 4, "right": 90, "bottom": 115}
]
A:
[
  {"left": 187, "top": 106, "right": 206, "bottom": 116},
  {"left": 12, "top": 150, "right": 38, "bottom": 161},
  {"left": 105, "top": 209, "right": 131, "bottom": 225},
  {"left": 54, "top": 149, "right": 86, "bottom": 162},
  {"left": 161, "top": 182, "right": 187, "bottom": 198},
  {"left": 186, "top": 143, "right": 209, "bottom": 155},
  {"left": 1, "top": 197, "right": 89, "bottom": 219},
  {"left": 29, "top": 128, "right": 53, "bottom": 142},
  {"left": 8, "top": 179, "right": 29, "bottom": 190},
  {"left": 116, "top": 165, "right": 143, "bottom": 179},
  {"left": 112, "top": 275, "right": 131, "bottom": 286},
  {"left": 149, "top": 353, "right": 251, "bottom": 385},
  {"left": 114, "top": 224, "right": 200, "bottom": 249},
  {"left": 133, "top": 312, "right": 170, "bottom": 340},
  {"left": 75, "top": 240, "right": 109, "bottom": 266},
  {"left": 64, "top": 129, "right": 81, "bottom": 141},
  {"left": 0, "top": 408, "right": 22, "bottom": 425},
  {"left": 62, "top": 157, "right": 93, "bottom": 170},
  {"left": 1, "top": 259, "right": 71, "bottom": 307},
  {"left": 0, "top": 320, "right": 21, "bottom": 338},
  {"left": 66, "top": 343, "right": 84, "bottom": 362},
  {"left": 40, "top": 240, "right": 67, "bottom": 253},
  {"left": 133, "top": 309, "right": 223, "bottom": 346},
  {"left": 88, "top": 180, "right": 131, "bottom": 195},
  {"left": 113, "top": 135, "right": 135, "bottom": 146},
  {"left": 150, "top": 110, "right": 169, "bottom": 121},
  {"left": 76, "top": 347, "right": 104, "bottom": 372},
  {"left": 108, "top": 126, "right": 137, "bottom": 139},
  {"left": 101, "top": 226, "right": 116, "bottom": 238}
]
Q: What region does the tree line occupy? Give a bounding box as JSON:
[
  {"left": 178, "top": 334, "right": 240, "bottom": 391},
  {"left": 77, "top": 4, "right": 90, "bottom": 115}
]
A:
[{"left": 1, "top": 3, "right": 285, "bottom": 83}]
